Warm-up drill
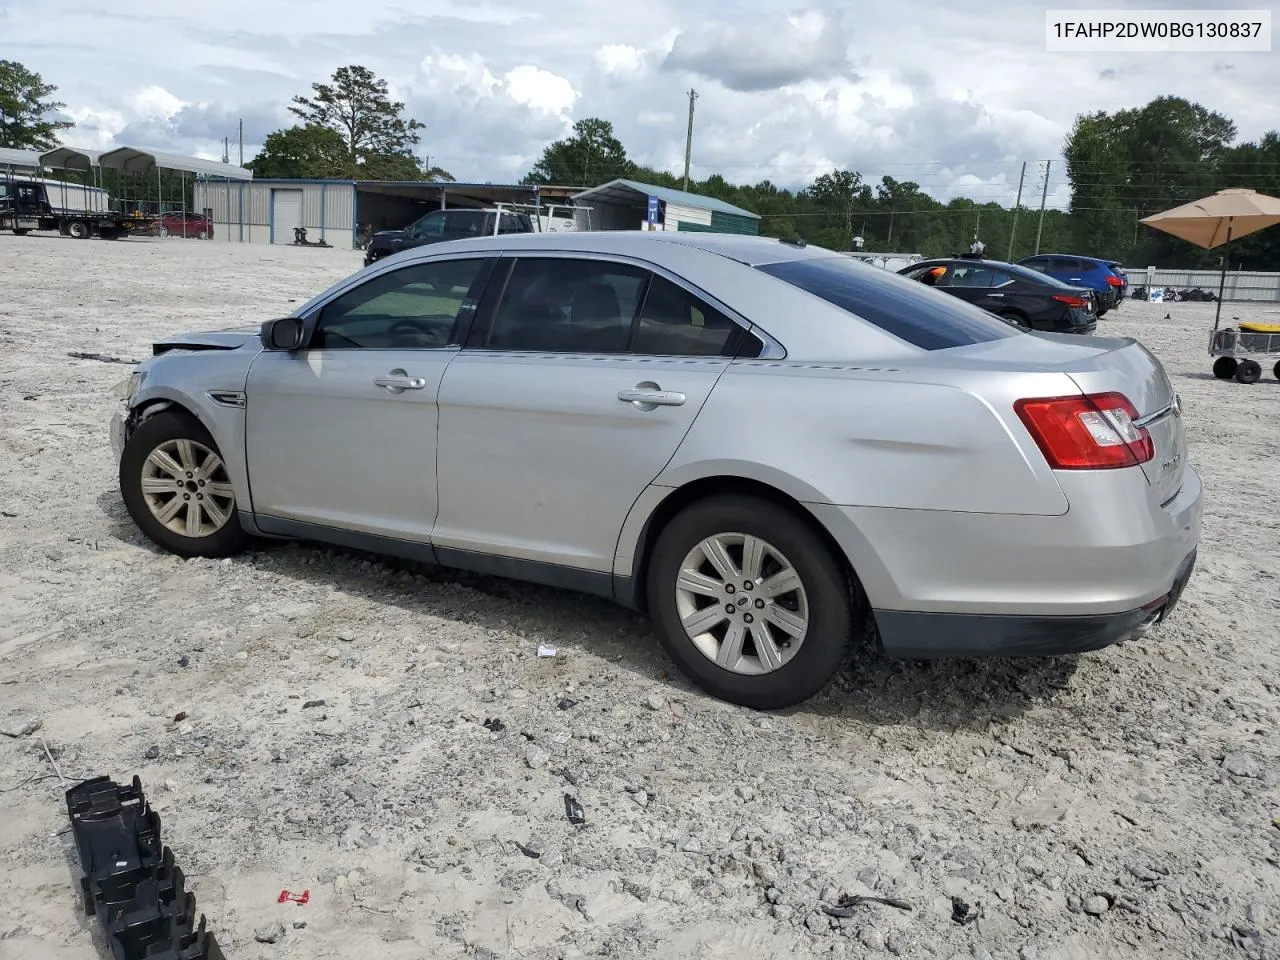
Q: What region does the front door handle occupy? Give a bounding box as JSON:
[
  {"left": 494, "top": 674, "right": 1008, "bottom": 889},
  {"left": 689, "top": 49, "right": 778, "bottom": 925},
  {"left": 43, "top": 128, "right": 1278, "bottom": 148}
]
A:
[
  {"left": 374, "top": 369, "right": 427, "bottom": 394},
  {"left": 618, "top": 384, "right": 686, "bottom": 408},
  {"left": 987, "top": 292, "right": 1005, "bottom": 298}
]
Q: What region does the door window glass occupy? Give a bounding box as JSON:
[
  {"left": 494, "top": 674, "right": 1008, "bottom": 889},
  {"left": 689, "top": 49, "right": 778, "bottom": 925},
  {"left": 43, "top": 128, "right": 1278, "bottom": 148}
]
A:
[
  {"left": 484, "top": 258, "right": 646, "bottom": 353},
  {"left": 311, "top": 258, "right": 488, "bottom": 349},
  {"left": 633, "top": 275, "right": 737, "bottom": 356},
  {"left": 409, "top": 211, "right": 446, "bottom": 239}
]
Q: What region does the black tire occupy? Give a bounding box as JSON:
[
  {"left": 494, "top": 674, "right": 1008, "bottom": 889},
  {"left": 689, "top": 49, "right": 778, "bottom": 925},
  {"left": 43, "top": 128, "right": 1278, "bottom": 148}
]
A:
[
  {"left": 1213, "top": 357, "right": 1238, "bottom": 379},
  {"left": 12, "top": 228, "right": 30, "bottom": 236},
  {"left": 67, "top": 220, "right": 90, "bottom": 239},
  {"left": 1274, "top": 361, "right": 1280, "bottom": 381},
  {"left": 120, "top": 410, "right": 249, "bottom": 558},
  {"left": 999, "top": 310, "right": 1030, "bottom": 330},
  {"left": 645, "top": 495, "right": 853, "bottom": 710},
  {"left": 1234, "top": 360, "right": 1262, "bottom": 385}
]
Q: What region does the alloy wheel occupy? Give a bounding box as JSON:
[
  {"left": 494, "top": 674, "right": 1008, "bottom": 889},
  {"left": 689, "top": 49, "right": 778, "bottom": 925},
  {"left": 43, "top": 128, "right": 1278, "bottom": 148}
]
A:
[
  {"left": 674, "top": 532, "right": 810, "bottom": 675},
  {"left": 140, "top": 438, "right": 236, "bottom": 538}
]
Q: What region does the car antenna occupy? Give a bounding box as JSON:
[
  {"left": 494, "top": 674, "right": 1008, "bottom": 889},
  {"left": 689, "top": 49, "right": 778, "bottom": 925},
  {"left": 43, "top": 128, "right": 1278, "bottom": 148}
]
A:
[{"left": 779, "top": 235, "right": 807, "bottom": 248}]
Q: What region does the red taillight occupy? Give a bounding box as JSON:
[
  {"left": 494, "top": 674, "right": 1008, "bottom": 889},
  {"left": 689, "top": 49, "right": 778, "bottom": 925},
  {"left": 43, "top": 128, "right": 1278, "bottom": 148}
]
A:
[
  {"left": 1014, "top": 392, "right": 1154, "bottom": 470},
  {"left": 1105, "top": 275, "right": 1124, "bottom": 287},
  {"left": 1052, "top": 294, "right": 1088, "bottom": 308}
]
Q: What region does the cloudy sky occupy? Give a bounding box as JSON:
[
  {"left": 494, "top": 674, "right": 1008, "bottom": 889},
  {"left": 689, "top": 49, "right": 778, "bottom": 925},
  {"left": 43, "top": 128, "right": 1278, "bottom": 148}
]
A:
[{"left": 3, "top": 0, "right": 1276, "bottom": 209}]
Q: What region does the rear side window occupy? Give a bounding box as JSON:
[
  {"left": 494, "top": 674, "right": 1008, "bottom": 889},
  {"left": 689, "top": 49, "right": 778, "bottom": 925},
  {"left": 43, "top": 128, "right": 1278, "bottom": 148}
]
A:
[{"left": 757, "top": 258, "right": 1017, "bottom": 350}]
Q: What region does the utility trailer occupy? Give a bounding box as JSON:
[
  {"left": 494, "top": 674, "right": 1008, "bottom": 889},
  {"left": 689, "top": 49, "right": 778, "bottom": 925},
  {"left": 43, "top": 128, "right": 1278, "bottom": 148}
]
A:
[{"left": 0, "top": 178, "right": 155, "bottom": 240}]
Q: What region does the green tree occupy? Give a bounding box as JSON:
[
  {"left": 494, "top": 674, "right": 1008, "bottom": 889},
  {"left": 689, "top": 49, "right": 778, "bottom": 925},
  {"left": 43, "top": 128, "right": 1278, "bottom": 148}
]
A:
[
  {"left": 1064, "top": 96, "right": 1237, "bottom": 262},
  {"left": 523, "top": 118, "right": 633, "bottom": 185},
  {"left": 0, "top": 60, "right": 73, "bottom": 150},
  {"left": 248, "top": 124, "right": 349, "bottom": 179},
  {"left": 289, "top": 65, "right": 427, "bottom": 178}
]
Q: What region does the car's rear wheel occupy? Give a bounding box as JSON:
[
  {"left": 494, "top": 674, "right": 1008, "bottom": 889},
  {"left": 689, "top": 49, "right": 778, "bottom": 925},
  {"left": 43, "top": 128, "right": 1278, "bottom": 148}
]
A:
[
  {"left": 999, "top": 310, "right": 1030, "bottom": 330},
  {"left": 646, "top": 495, "right": 853, "bottom": 710},
  {"left": 156, "top": 225, "right": 169, "bottom": 238},
  {"left": 120, "top": 410, "right": 248, "bottom": 558},
  {"left": 196, "top": 229, "right": 208, "bottom": 240},
  {"left": 1212, "top": 357, "right": 1238, "bottom": 379},
  {"left": 1273, "top": 361, "right": 1280, "bottom": 381}
]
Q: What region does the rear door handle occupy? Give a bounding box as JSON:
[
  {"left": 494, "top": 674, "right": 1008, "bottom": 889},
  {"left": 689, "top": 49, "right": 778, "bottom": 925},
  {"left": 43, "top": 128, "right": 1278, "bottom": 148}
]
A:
[
  {"left": 374, "top": 370, "right": 427, "bottom": 393},
  {"left": 618, "top": 387, "right": 686, "bottom": 407}
]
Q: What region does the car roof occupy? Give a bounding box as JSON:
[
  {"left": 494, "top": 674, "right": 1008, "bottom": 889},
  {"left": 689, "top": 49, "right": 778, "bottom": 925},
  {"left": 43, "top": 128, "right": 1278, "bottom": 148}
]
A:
[
  {"left": 1022, "top": 253, "right": 1110, "bottom": 264},
  {"left": 398, "top": 230, "right": 840, "bottom": 268}
]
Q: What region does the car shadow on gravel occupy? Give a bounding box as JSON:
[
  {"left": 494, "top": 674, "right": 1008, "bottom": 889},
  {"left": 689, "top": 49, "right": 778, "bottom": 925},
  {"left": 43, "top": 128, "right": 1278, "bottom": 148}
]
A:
[{"left": 95, "top": 491, "right": 1079, "bottom": 732}]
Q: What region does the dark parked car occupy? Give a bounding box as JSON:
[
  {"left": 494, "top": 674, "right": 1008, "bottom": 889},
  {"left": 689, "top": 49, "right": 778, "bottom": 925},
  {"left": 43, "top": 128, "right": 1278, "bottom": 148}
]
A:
[
  {"left": 898, "top": 257, "right": 1097, "bottom": 334},
  {"left": 363, "top": 208, "right": 533, "bottom": 266},
  {"left": 1018, "top": 254, "right": 1126, "bottom": 315}
]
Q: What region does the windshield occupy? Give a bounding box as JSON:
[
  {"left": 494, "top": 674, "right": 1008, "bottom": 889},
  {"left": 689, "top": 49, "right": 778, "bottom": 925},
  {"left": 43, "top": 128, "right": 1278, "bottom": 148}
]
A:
[{"left": 757, "top": 256, "right": 1018, "bottom": 351}]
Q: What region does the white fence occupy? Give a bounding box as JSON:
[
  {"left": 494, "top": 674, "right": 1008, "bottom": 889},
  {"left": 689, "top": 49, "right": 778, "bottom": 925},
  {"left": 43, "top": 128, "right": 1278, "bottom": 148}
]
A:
[{"left": 1129, "top": 267, "right": 1280, "bottom": 302}]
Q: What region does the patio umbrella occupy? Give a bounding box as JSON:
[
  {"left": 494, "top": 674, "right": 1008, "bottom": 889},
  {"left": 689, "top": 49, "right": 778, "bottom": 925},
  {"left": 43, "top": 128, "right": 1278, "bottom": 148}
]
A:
[{"left": 1139, "top": 188, "right": 1280, "bottom": 329}]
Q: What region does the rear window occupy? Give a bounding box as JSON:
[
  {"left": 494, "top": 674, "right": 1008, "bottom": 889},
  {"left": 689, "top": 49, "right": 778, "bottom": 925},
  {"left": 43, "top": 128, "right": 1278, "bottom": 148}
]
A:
[{"left": 756, "top": 257, "right": 1017, "bottom": 350}]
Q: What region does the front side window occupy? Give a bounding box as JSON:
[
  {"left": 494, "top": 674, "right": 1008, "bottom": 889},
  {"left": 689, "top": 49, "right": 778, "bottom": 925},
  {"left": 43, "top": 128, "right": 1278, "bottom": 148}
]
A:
[
  {"left": 408, "top": 211, "right": 446, "bottom": 239},
  {"left": 484, "top": 258, "right": 647, "bottom": 353},
  {"left": 757, "top": 256, "right": 1017, "bottom": 350},
  {"left": 311, "top": 258, "right": 489, "bottom": 349}
]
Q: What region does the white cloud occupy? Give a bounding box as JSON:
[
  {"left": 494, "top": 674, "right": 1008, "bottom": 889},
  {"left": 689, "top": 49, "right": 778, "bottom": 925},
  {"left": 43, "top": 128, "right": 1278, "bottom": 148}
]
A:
[
  {"left": 130, "top": 85, "right": 184, "bottom": 121},
  {"left": 503, "top": 65, "right": 577, "bottom": 116},
  {"left": 4, "top": 0, "right": 1275, "bottom": 204}
]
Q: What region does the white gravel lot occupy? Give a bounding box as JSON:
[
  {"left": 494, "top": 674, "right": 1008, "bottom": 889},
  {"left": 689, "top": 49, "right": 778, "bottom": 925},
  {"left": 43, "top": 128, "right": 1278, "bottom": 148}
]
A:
[{"left": 1, "top": 233, "right": 1278, "bottom": 960}]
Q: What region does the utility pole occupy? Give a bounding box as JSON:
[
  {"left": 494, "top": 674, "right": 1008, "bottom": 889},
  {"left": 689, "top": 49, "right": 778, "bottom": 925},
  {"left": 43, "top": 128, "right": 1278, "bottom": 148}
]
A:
[
  {"left": 682, "top": 89, "right": 698, "bottom": 192},
  {"left": 1034, "top": 160, "right": 1051, "bottom": 255},
  {"left": 238, "top": 118, "right": 243, "bottom": 167},
  {"left": 1006, "top": 160, "right": 1027, "bottom": 261}
]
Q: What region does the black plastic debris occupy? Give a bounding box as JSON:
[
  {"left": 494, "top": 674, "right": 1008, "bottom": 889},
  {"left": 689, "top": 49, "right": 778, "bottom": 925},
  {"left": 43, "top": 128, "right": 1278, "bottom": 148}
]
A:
[
  {"left": 564, "top": 794, "right": 585, "bottom": 825},
  {"left": 68, "top": 351, "right": 139, "bottom": 365},
  {"left": 556, "top": 698, "right": 577, "bottom": 711},
  {"left": 951, "top": 896, "right": 981, "bottom": 926},
  {"left": 66, "top": 775, "right": 226, "bottom": 960},
  {"left": 482, "top": 718, "right": 505, "bottom": 733},
  {"left": 515, "top": 841, "right": 543, "bottom": 859},
  {"left": 821, "top": 894, "right": 914, "bottom": 918}
]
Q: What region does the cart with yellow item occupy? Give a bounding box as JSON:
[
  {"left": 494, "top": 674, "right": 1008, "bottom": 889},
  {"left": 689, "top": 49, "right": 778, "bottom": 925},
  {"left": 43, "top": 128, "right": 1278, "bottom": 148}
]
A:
[{"left": 1210, "top": 321, "right": 1280, "bottom": 384}]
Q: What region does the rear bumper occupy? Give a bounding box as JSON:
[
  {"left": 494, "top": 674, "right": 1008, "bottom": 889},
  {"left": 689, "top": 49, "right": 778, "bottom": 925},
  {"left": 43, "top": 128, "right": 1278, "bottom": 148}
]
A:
[
  {"left": 807, "top": 464, "right": 1203, "bottom": 657},
  {"left": 873, "top": 548, "right": 1196, "bottom": 658}
]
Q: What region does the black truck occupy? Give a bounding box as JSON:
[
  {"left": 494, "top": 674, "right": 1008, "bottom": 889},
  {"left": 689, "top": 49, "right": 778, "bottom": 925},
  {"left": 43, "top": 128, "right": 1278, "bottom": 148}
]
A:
[{"left": 0, "top": 179, "right": 156, "bottom": 239}]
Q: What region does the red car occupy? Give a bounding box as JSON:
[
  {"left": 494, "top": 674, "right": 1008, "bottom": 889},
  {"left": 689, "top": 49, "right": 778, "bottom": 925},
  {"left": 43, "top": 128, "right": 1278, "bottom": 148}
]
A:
[{"left": 156, "top": 212, "right": 213, "bottom": 239}]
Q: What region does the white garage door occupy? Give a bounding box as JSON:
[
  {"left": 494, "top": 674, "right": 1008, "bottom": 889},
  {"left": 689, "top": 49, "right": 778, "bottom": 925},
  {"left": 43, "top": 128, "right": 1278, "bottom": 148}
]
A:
[{"left": 271, "top": 189, "right": 303, "bottom": 244}]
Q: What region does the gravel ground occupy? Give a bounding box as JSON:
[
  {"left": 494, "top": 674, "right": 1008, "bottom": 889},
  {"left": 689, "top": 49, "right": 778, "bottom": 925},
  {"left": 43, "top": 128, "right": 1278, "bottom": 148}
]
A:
[{"left": 1, "top": 233, "right": 1278, "bottom": 960}]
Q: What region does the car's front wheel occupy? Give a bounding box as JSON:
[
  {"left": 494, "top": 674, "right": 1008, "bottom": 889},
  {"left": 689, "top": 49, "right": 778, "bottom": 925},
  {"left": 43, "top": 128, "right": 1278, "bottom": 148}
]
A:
[
  {"left": 646, "top": 495, "right": 853, "bottom": 710},
  {"left": 120, "top": 410, "right": 248, "bottom": 558}
]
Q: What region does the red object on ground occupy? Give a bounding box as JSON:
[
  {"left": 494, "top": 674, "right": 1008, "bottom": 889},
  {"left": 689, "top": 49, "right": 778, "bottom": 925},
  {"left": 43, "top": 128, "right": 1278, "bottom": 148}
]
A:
[{"left": 278, "top": 889, "right": 310, "bottom": 905}]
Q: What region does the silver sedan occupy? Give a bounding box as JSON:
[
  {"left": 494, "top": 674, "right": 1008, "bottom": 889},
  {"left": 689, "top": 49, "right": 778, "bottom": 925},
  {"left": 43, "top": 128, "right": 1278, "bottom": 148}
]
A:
[{"left": 110, "top": 231, "right": 1202, "bottom": 709}]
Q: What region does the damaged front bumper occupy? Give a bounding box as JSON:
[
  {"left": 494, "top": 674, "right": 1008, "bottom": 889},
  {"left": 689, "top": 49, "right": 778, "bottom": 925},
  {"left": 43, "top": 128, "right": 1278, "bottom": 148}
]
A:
[{"left": 110, "top": 404, "right": 128, "bottom": 465}]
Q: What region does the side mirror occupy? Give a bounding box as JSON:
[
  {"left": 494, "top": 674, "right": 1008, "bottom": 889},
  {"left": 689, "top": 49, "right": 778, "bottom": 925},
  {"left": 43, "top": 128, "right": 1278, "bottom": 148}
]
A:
[{"left": 260, "top": 317, "right": 304, "bottom": 351}]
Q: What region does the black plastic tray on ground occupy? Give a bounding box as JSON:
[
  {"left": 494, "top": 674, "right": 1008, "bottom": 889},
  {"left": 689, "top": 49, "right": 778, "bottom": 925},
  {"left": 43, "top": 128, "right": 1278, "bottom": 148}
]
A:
[{"left": 66, "top": 775, "right": 226, "bottom": 960}]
